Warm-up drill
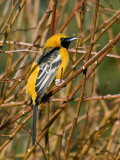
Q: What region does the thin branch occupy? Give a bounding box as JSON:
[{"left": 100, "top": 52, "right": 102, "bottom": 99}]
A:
[{"left": 57, "top": 0, "right": 86, "bottom": 33}]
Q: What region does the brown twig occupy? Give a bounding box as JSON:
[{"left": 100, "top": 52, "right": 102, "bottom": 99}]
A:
[{"left": 57, "top": 0, "right": 86, "bottom": 33}]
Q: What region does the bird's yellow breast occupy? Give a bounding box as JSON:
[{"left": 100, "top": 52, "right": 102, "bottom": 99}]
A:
[
  {"left": 56, "top": 47, "right": 69, "bottom": 79},
  {"left": 26, "top": 63, "right": 39, "bottom": 104}
]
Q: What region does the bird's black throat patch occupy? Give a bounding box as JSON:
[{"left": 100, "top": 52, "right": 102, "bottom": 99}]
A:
[{"left": 60, "top": 37, "right": 71, "bottom": 49}]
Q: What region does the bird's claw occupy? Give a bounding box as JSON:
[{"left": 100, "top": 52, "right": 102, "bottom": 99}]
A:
[{"left": 55, "top": 79, "right": 66, "bottom": 91}]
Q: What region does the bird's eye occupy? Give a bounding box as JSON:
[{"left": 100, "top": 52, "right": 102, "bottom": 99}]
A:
[{"left": 60, "top": 37, "right": 64, "bottom": 42}]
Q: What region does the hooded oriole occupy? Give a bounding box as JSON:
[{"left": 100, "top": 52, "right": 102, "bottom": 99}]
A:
[{"left": 26, "top": 33, "right": 78, "bottom": 146}]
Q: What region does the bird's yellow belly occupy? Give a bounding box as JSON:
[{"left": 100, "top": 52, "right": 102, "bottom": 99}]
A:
[{"left": 26, "top": 63, "right": 39, "bottom": 104}]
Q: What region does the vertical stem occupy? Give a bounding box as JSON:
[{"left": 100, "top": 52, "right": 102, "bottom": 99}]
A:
[
  {"left": 63, "top": 74, "right": 86, "bottom": 160},
  {"left": 45, "top": 0, "right": 57, "bottom": 158},
  {"left": 63, "top": 0, "right": 100, "bottom": 159},
  {"left": 50, "top": 0, "right": 57, "bottom": 36},
  {"left": 86, "top": 0, "right": 100, "bottom": 61}
]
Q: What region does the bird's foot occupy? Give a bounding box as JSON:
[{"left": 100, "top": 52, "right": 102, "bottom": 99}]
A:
[{"left": 55, "top": 79, "right": 66, "bottom": 91}]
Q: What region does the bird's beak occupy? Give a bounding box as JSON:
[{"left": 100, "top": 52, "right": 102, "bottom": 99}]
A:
[{"left": 65, "top": 37, "right": 80, "bottom": 42}]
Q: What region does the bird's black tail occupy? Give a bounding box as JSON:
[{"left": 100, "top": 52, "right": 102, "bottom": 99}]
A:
[{"left": 32, "top": 104, "right": 38, "bottom": 146}]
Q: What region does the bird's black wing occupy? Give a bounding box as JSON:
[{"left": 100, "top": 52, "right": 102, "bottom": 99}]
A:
[{"left": 35, "top": 47, "right": 61, "bottom": 103}]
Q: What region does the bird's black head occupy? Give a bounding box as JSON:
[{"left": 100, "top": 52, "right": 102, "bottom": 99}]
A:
[{"left": 60, "top": 37, "right": 79, "bottom": 49}]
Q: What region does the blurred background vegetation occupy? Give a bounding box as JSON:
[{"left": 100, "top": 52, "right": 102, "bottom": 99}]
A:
[{"left": 0, "top": 0, "right": 120, "bottom": 159}]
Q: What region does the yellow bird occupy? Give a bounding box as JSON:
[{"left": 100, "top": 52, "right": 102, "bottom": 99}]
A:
[{"left": 26, "top": 33, "right": 78, "bottom": 146}]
